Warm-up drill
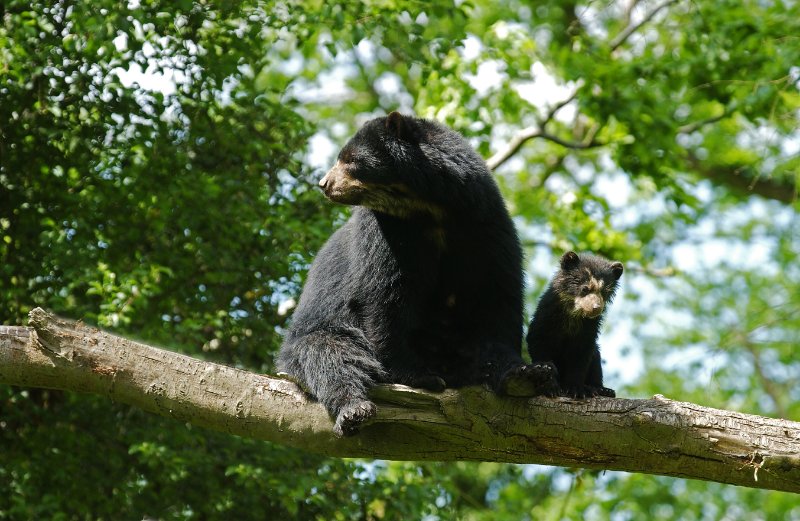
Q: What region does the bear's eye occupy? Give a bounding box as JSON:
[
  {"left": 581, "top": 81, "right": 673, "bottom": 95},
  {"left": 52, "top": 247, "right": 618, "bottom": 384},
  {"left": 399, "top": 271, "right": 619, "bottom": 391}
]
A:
[{"left": 579, "top": 286, "right": 591, "bottom": 296}]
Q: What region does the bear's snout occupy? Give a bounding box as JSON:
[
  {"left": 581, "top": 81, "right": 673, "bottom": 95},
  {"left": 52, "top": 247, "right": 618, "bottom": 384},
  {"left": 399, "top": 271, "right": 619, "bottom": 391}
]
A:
[{"left": 319, "top": 161, "right": 366, "bottom": 204}]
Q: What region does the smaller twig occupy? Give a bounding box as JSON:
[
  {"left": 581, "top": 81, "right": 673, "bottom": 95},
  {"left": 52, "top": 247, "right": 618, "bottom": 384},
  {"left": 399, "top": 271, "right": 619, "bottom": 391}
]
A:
[
  {"left": 742, "top": 338, "right": 788, "bottom": 419},
  {"left": 486, "top": 127, "right": 542, "bottom": 171},
  {"left": 739, "top": 452, "right": 765, "bottom": 483},
  {"left": 677, "top": 108, "right": 732, "bottom": 134},
  {"left": 555, "top": 472, "right": 579, "bottom": 521},
  {"left": 536, "top": 154, "right": 567, "bottom": 189},
  {"left": 609, "top": 0, "right": 681, "bottom": 51},
  {"left": 622, "top": 0, "right": 643, "bottom": 27},
  {"left": 538, "top": 132, "right": 603, "bottom": 150},
  {"left": 537, "top": 86, "right": 582, "bottom": 128},
  {"left": 582, "top": 123, "right": 601, "bottom": 144}
]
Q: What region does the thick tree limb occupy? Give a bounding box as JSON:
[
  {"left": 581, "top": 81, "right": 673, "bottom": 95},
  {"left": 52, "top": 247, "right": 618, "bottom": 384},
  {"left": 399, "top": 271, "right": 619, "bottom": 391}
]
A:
[{"left": 2, "top": 308, "right": 799, "bottom": 493}]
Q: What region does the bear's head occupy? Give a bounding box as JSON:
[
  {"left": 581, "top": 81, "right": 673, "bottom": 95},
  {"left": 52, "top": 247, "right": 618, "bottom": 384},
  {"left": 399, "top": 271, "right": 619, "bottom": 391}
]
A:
[{"left": 318, "top": 112, "right": 444, "bottom": 219}]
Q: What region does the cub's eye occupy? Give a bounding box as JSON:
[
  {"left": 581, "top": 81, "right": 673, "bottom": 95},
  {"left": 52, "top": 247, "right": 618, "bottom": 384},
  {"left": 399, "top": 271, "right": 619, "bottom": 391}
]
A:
[{"left": 580, "top": 286, "right": 591, "bottom": 296}]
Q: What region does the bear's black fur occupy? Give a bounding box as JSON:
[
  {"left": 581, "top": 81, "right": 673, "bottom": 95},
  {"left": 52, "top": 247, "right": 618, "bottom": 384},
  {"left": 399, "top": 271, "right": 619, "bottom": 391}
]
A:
[
  {"left": 277, "top": 112, "right": 558, "bottom": 436},
  {"left": 527, "top": 251, "right": 623, "bottom": 398}
]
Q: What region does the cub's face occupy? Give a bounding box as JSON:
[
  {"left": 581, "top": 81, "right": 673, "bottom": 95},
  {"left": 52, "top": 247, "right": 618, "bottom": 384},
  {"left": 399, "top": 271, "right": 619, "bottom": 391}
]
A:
[{"left": 556, "top": 251, "right": 623, "bottom": 319}]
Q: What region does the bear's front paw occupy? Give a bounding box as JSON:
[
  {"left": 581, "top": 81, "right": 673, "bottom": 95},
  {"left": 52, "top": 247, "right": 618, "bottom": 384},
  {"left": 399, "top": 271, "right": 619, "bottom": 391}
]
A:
[
  {"left": 334, "top": 400, "right": 377, "bottom": 437},
  {"left": 499, "top": 363, "right": 560, "bottom": 397}
]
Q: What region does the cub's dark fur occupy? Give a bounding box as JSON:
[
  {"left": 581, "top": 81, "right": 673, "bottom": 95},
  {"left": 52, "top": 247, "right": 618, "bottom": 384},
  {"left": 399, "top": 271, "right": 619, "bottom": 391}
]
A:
[
  {"left": 527, "top": 251, "right": 623, "bottom": 398},
  {"left": 277, "top": 112, "right": 558, "bottom": 436}
]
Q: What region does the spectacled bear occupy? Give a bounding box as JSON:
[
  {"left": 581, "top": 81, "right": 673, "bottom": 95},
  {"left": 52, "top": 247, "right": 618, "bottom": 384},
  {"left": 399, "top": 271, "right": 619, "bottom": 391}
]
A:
[
  {"left": 527, "top": 251, "right": 623, "bottom": 398},
  {"left": 277, "top": 112, "right": 558, "bottom": 436}
]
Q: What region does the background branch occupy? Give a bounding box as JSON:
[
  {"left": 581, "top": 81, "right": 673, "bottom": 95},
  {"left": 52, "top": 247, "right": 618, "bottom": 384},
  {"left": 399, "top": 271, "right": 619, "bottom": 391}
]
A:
[
  {"left": 677, "top": 107, "right": 734, "bottom": 134},
  {"left": 2, "top": 309, "right": 799, "bottom": 494},
  {"left": 486, "top": 126, "right": 544, "bottom": 172},
  {"left": 486, "top": 87, "right": 601, "bottom": 172},
  {"left": 486, "top": 128, "right": 603, "bottom": 171},
  {"left": 685, "top": 152, "right": 797, "bottom": 204},
  {"left": 609, "top": 0, "right": 682, "bottom": 51},
  {"left": 487, "top": 0, "right": 683, "bottom": 170},
  {"left": 537, "top": 88, "right": 581, "bottom": 127}
]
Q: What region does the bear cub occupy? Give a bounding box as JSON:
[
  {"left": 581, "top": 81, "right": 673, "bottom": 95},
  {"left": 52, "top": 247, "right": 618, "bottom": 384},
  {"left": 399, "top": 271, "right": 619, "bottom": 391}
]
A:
[
  {"left": 527, "top": 251, "right": 623, "bottom": 398},
  {"left": 277, "top": 112, "right": 558, "bottom": 437}
]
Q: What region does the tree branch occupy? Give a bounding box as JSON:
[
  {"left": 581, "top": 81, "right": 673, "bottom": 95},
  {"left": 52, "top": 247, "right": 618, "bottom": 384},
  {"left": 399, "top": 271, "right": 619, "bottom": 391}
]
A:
[
  {"left": 486, "top": 128, "right": 603, "bottom": 171},
  {"left": 537, "top": 88, "right": 581, "bottom": 128},
  {"left": 2, "top": 309, "right": 800, "bottom": 493},
  {"left": 486, "top": 88, "right": 602, "bottom": 172},
  {"left": 677, "top": 110, "right": 732, "bottom": 134},
  {"left": 677, "top": 101, "right": 738, "bottom": 134},
  {"left": 486, "top": 126, "right": 543, "bottom": 171},
  {"left": 742, "top": 338, "right": 789, "bottom": 420},
  {"left": 622, "top": 0, "right": 643, "bottom": 27},
  {"left": 685, "top": 152, "right": 797, "bottom": 204},
  {"left": 609, "top": 0, "right": 681, "bottom": 51}
]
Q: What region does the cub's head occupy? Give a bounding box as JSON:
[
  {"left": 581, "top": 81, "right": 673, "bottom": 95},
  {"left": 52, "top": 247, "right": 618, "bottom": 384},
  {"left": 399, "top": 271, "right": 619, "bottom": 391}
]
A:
[
  {"left": 318, "top": 112, "right": 442, "bottom": 218},
  {"left": 553, "top": 251, "right": 624, "bottom": 319}
]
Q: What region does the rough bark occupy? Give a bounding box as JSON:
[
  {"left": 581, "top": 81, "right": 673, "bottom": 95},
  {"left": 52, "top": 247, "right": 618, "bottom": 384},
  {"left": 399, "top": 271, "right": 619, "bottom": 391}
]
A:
[{"left": 1, "top": 308, "right": 799, "bottom": 494}]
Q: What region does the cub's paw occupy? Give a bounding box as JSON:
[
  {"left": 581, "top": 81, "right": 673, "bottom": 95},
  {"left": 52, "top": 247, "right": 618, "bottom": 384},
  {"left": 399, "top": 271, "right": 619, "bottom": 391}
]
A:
[
  {"left": 409, "top": 374, "right": 447, "bottom": 392},
  {"left": 499, "top": 363, "right": 560, "bottom": 397},
  {"left": 594, "top": 386, "right": 616, "bottom": 398},
  {"left": 563, "top": 385, "right": 616, "bottom": 399},
  {"left": 562, "top": 384, "right": 591, "bottom": 399},
  {"left": 333, "top": 400, "right": 377, "bottom": 437}
]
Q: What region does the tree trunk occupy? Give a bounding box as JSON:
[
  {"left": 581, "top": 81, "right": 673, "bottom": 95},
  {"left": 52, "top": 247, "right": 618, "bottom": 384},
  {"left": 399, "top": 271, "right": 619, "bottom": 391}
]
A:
[{"left": 1, "top": 308, "right": 798, "bottom": 493}]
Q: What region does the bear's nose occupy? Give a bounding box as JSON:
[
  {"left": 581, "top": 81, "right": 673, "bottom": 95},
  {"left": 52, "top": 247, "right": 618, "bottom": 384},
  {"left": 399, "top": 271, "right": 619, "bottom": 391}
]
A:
[{"left": 319, "top": 163, "right": 342, "bottom": 193}]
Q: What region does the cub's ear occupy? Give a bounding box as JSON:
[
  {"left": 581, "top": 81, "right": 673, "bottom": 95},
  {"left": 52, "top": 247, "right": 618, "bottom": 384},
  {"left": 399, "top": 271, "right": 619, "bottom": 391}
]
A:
[
  {"left": 560, "top": 251, "right": 580, "bottom": 270},
  {"left": 386, "top": 111, "right": 412, "bottom": 140},
  {"left": 610, "top": 261, "right": 624, "bottom": 280}
]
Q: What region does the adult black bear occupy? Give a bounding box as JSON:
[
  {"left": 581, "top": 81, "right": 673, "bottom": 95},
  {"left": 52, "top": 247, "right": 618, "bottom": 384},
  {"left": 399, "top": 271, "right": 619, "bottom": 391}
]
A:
[
  {"left": 277, "top": 112, "right": 558, "bottom": 436},
  {"left": 527, "top": 251, "right": 623, "bottom": 398}
]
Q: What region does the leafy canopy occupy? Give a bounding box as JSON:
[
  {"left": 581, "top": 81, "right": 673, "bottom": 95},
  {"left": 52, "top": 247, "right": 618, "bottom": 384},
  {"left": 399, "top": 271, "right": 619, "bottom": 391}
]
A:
[{"left": 1, "top": 0, "right": 799, "bottom": 519}]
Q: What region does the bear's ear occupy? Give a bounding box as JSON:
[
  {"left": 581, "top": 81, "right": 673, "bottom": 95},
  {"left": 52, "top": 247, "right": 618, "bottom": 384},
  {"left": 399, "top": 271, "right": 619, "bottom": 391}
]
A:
[
  {"left": 386, "top": 111, "right": 412, "bottom": 140},
  {"left": 610, "top": 261, "right": 624, "bottom": 280},
  {"left": 560, "top": 251, "right": 580, "bottom": 270}
]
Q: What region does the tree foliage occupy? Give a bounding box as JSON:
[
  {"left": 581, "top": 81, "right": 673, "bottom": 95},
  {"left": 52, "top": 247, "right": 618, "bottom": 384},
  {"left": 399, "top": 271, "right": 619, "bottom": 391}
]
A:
[{"left": 1, "top": 0, "right": 799, "bottom": 519}]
